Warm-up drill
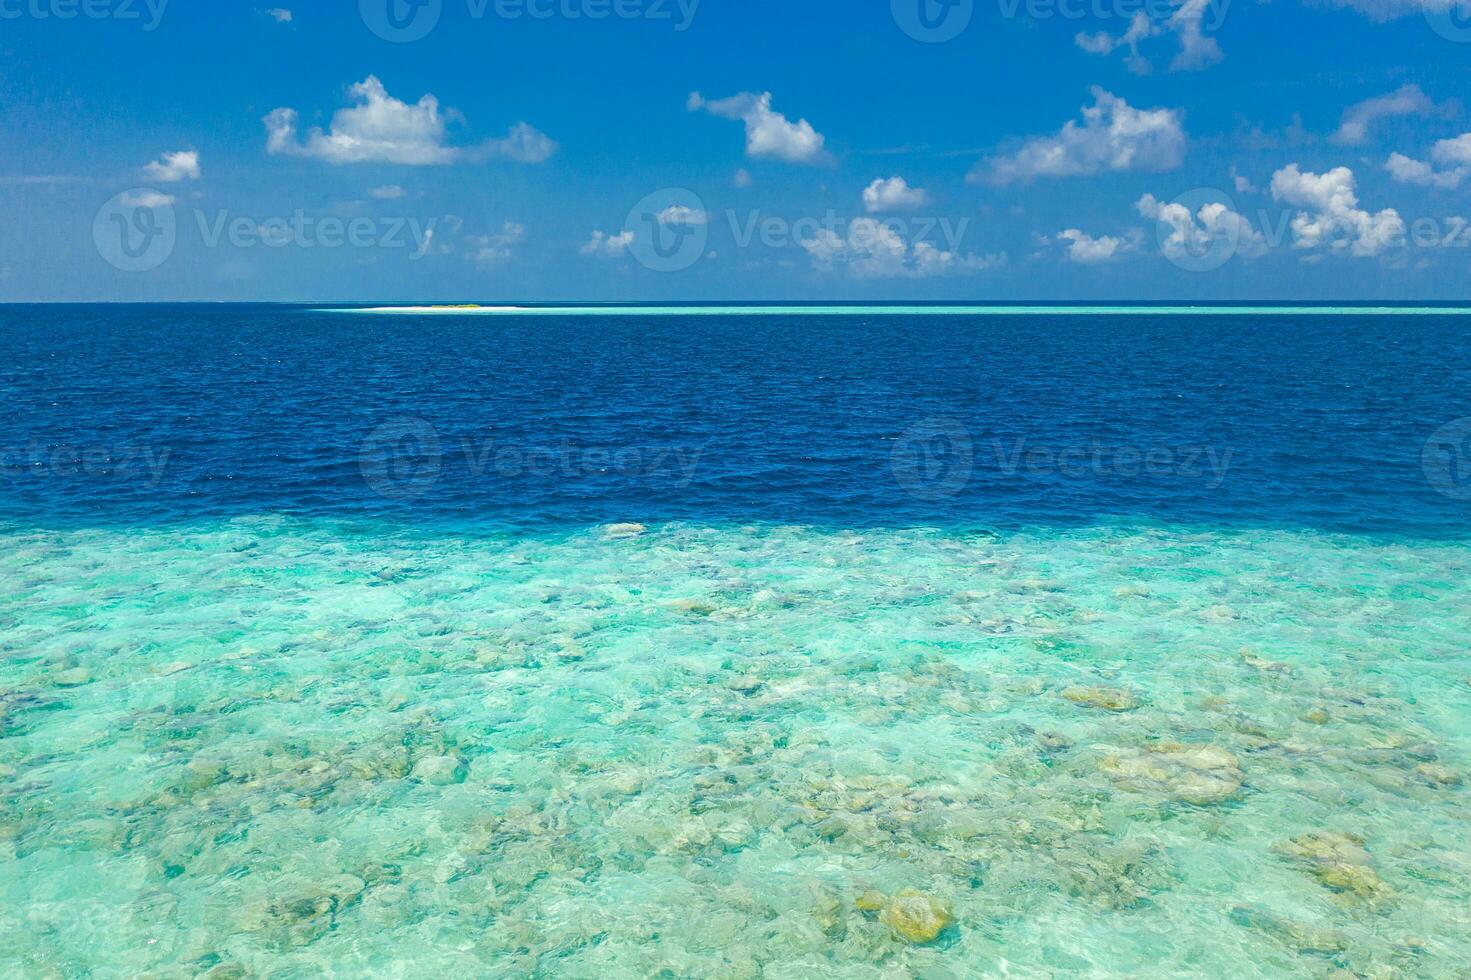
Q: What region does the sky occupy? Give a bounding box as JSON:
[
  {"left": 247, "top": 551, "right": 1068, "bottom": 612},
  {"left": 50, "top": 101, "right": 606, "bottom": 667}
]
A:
[{"left": 3, "top": 0, "right": 1471, "bottom": 301}]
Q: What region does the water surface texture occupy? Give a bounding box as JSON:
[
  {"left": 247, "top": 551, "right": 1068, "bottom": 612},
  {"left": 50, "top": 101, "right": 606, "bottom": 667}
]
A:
[{"left": 1, "top": 306, "right": 1469, "bottom": 976}]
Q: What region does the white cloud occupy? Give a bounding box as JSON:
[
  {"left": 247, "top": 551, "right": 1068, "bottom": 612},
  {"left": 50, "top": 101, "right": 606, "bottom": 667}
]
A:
[
  {"left": 581, "top": 230, "right": 635, "bottom": 258},
  {"left": 1332, "top": 85, "right": 1436, "bottom": 145},
  {"left": 688, "top": 91, "right": 829, "bottom": 165},
  {"left": 1385, "top": 152, "right": 1463, "bottom": 189},
  {"left": 862, "top": 176, "right": 928, "bottom": 213},
  {"left": 1232, "top": 167, "right": 1257, "bottom": 193},
  {"left": 1386, "top": 132, "right": 1471, "bottom": 189},
  {"left": 466, "top": 222, "right": 525, "bottom": 266},
  {"left": 1076, "top": 26, "right": 1128, "bottom": 55},
  {"left": 1432, "top": 132, "right": 1471, "bottom": 166},
  {"left": 733, "top": 168, "right": 753, "bottom": 188},
  {"left": 369, "top": 185, "right": 405, "bottom": 200},
  {"left": 800, "top": 218, "right": 1004, "bottom": 279},
  {"left": 476, "top": 121, "right": 558, "bottom": 164},
  {"left": 1075, "top": 0, "right": 1223, "bottom": 74},
  {"left": 1080, "top": 13, "right": 1155, "bottom": 73},
  {"left": 142, "top": 150, "right": 200, "bottom": 182},
  {"left": 265, "top": 78, "right": 452, "bottom": 164},
  {"left": 265, "top": 77, "right": 555, "bottom": 166},
  {"left": 262, "top": 7, "right": 292, "bottom": 22},
  {"left": 974, "top": 88, "right": 1187, "bottom": 184},
  {"left": 657, "top": 205, "right": 708, "bottom": 226},
  {"left": 1270, "top": 164, "right": 1405, "bottom": 257},
  {"left": 121, "top": 190, "right": 175, "bottom": 208},
  {"left": 1137, "top": 193, "right": 1269, "bottom": 260},
  {"left": 1056, "top": 228, "right": 1139, "bottom": 264},
  {"left": 1319, "top": 0, "right": 1470, "bottom": 21},
  {"left": 1166, "top": 0, "right": 1226, "bottom": 70}
]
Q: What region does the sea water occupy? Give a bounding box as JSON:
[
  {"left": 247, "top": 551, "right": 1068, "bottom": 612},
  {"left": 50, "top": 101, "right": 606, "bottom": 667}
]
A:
[{"left": 1, "top": 306, "right": 1468, "bottom": 976}]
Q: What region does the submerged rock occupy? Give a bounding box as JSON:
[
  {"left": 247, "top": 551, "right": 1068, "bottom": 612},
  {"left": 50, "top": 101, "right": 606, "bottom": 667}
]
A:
[
  {"left": 1313, "top": 862, "right": 1391, "bottom": 899},
  {"left": 855, "top": 890, "right": 887, "bottom": 913},
  {"left": 1099, "top": 743, "right": 1244, "bottom": 805},
  {"left": 323, "top": 874, "right": 366, "bottom": 905},
  {"left": 1062, "top": 686, "right": 1140, "bottom": 712},
  {"left": 348, "top": 745, "right": 413, "bottom": 781},
  {"left": 238, "top": 880, "right": 359, "bottom": 949},
  {"left": 410, "top": 755, "right": 467, "bottom": 786},
  {"left": 668, "top": 598, "right": 719, "bottom": 616},
  {"left": 1274, "top": 831, "right": 1371, "bottom": 867},
  {"left": 1037, "top": 731, "right": 1075, "bottom": 753},
  {"left": 1058, "top": 840, "right": 1172, "bottom": 910},
  {"left": 53, "top": 668, "right": 93, "bottom": 688},
  {"left": 178, "top": 758, "right": 228, "bottom": 793},
  {"left": 1230, "top": 905, "right": 1347, "bottom": 955},
  {"left": 809, "top": 884, "right": 846, "bottom": 939},
  {"left": 1275, "top": 830, "right": 1392, "bottom": 901},
  {"left": 1239, "top": 650, "right": 1291, "bottom": 673},
  {"left": 880, "top": 890, "right": 953, "bottom": 945},
  {"left": 1415, "top": 763, "right": 1462, "bottom": 787}
]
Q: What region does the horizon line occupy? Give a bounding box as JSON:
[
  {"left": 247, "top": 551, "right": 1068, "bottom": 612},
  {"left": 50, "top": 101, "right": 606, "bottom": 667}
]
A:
[{"left": 5, "top": 299, "right": 1471, "bottom": 309}]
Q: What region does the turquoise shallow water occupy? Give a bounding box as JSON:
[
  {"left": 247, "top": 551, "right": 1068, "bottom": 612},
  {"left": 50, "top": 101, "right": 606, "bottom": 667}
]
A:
[
  {"left": 335, "top": 304, "right": 1471, "bottom": 317},
  {"left": 3, "top": 518, "right": 1468, "bottom": 977}
]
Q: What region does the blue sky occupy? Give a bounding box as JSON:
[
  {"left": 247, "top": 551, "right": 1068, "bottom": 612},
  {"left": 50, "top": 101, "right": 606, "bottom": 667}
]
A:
[{"left": 2, "top": 0, "right": 1470, "bottom": 301}]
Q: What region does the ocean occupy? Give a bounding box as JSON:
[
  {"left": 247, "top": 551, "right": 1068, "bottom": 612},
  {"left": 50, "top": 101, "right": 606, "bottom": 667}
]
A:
[{"left": 2, "top": 304, "right": 1469, "bottom": 976}]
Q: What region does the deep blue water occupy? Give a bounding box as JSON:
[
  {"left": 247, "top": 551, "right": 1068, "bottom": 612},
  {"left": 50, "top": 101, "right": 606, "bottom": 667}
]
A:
[{"left": 1, "top": 303, "right": 1469, "bottom": 535}]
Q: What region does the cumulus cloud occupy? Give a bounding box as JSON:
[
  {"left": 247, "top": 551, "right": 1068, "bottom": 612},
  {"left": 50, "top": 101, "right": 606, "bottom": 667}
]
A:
[
  {"left": 265, "top": 77, "right": 555, "bottom": 166},
  {"left": 261, "top": 7, "right": 292, "bottom": 22},
  {"left": 1385, "top": 152, "right": 1463, "bottom": 189},
  {"left": 142, "top": 150, "right": 200, "bottom": 182},
  {"left": 1056, "top": 228, "right": 1140, "bottom": 264},
  {"left": 581, "top": 230, "right": 635, "bottom": 258},
  {"left": 466, "top": 222, "right": 525, "bottom": 266},
  {"left": 974, "top": 88, "right": 1187, "bottom": 185},
  {"left": 474, "top": 121, "right": 558, "bottom": 164},
  {"left": 1331, "top": 85, "right": 1437, "bottom": 145},
  {"left": 1137, "top": 193, "right": 1269, "bottom": 260},
  {"left": 862, "top": 176, "right": 928, "bottom": 213},
  {"left": 1075, "top": 0, "right": 1224, "bottom": 74},
  {"left": 656, "top": 205, "right": 709, "bottom": 226},
  {"left": 1270, "top": 164, "right": 1405, "bottom": 257},
  {"left": 688, "top": 91, "right": 829, "bottom": 165},
  {"left": 1385, "top": 132, "right": 1471, "bottom": 189},
  {"left": 800, "top": 218, "right": 1004, "bottom": 279}
]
